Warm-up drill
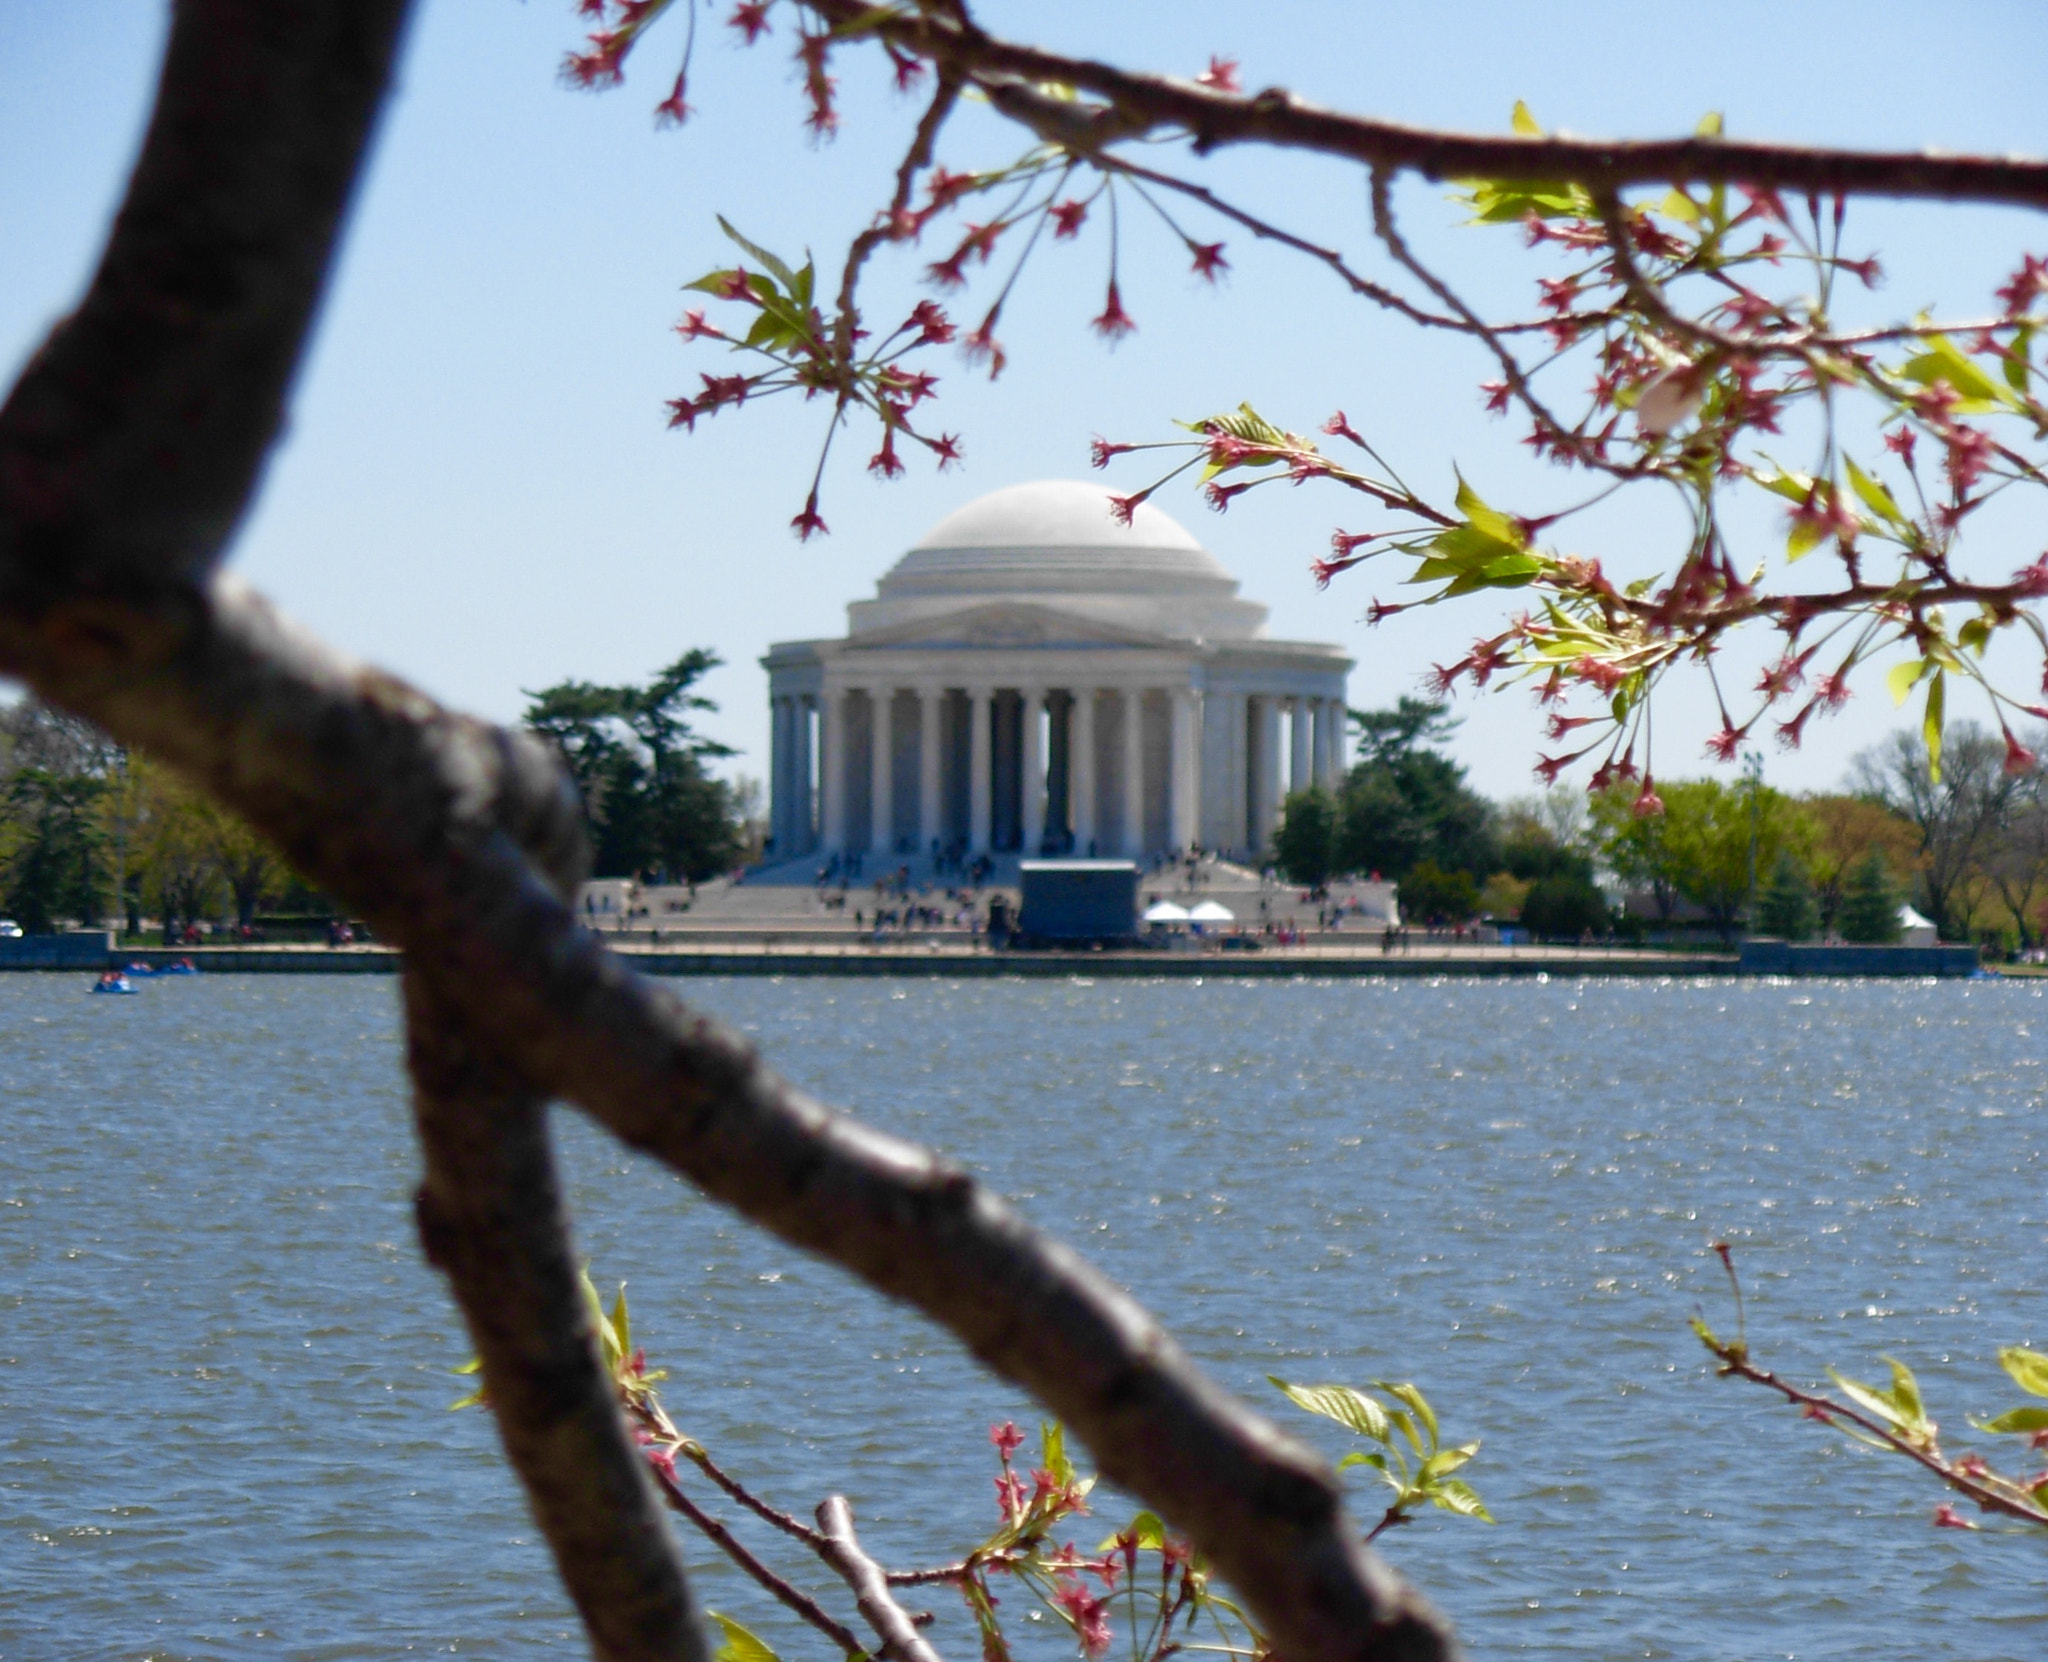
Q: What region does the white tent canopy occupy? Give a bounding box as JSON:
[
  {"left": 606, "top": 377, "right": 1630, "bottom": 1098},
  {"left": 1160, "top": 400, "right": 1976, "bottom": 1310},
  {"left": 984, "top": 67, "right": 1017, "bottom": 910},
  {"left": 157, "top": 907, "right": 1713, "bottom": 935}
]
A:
[
  {"left": 1142, "top": 901, "right": 1191, "bottom": 924},
  {"left": 1188, "top": 901, "right": 1235, "bottom": 923}
]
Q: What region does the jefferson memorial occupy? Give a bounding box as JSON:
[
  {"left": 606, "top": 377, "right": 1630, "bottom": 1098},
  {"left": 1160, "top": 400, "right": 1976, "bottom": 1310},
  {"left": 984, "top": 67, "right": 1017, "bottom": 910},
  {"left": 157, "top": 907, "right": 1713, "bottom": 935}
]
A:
[{"left": 760, "top": 480, "right": 1353, "bottom": 871}]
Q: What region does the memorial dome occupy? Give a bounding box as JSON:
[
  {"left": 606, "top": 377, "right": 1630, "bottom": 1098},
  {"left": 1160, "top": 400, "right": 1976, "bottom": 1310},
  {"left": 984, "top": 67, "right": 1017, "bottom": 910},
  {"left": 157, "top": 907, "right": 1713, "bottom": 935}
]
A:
[{"left": 878, "top": 480, "right": 1236, "bottom": 597}]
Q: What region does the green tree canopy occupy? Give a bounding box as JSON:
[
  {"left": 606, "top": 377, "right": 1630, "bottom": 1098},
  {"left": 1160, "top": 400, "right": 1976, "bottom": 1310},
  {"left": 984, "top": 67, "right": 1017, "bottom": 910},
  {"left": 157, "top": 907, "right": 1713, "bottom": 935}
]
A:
[
  {"left": 1839, "top": 849, "right": 1906, "bottom": 944},
  {"left": 1591, "top": 777, "right": 1808, "bottom": 934},
  {"left": 1334, "top": 698, "right": 1496, "bottom": 882},
  {"left": 1272, "top": 787, "right": 1338, "bottom": 888},
  {"left": 524, "top": 650, "right": 743, "bottom": 883},
  {"left": 1756, "top": 850, "right": 1819, "bottom": 942}
]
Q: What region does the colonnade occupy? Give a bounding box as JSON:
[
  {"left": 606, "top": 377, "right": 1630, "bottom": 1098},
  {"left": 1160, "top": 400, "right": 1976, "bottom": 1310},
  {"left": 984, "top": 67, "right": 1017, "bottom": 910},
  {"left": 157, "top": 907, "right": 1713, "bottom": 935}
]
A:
[{"left": 770, "top": 681, "right": 1348, "bottom": 864}]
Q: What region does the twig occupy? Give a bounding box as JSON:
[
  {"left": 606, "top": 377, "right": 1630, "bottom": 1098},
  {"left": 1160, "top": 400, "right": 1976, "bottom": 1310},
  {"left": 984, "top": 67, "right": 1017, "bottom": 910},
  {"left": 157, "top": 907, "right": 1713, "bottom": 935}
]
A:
[
  {"left": 647, "top": 1462, "right": 869, "bottom": 1657},
  {"left": 816, "top": 1495, "right": 948, "bottom": 1662}
]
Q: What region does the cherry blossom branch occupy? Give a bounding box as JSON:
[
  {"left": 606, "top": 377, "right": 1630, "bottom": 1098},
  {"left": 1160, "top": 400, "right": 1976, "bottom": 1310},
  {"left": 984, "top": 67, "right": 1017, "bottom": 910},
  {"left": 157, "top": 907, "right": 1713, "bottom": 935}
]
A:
[
  {"left": 797, "top": 0, "right": 2048, "bottom": 209},
  {"left": 640, "top": 1453, "right": 869, "bottom": 1656}
]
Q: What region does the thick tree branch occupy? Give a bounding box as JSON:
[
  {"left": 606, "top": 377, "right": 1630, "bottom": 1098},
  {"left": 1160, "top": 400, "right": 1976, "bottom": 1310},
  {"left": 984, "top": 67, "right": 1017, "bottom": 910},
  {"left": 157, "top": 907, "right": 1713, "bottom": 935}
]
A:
[
  {"left": 0, "top": 577, "right": 1460, "bottom": 1662},
  {"left": 0, "top": 0, "right": 411, "bottom": 597},
  {"left": 409, "top": 977, "right": 708, "bottom": 1662},
  {"left": 816, "top": 1495, "right": 947, "bottom": 1662},
  {"left": 0, "top": 4, "right": 1463, "bottom": 1657},
  {"left": 803, "top": 0, "right": 2048, "bottom": 210}
]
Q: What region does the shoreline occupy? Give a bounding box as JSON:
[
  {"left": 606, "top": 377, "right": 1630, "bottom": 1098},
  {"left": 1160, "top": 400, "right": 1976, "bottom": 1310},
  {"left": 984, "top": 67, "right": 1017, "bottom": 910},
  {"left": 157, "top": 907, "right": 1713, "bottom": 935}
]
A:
[{"left": 2, "top": 941, "right": 1751, "bottom": 977}]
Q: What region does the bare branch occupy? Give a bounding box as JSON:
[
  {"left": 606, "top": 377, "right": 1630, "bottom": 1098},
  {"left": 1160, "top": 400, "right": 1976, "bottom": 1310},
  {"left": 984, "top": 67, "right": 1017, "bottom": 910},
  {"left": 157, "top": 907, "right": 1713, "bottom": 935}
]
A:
[
  {"left": 816, "top": 1495, "right": 947, "bottom": 1662},
  {"left": 409, "top": 978, "right": 707, "bottom": 1662},
  {"left": 641, "top": 1455, "right": 868, "bottom": 1657},
  {"left": 0, "top": 0, "right": 412, "bottom": 595}
]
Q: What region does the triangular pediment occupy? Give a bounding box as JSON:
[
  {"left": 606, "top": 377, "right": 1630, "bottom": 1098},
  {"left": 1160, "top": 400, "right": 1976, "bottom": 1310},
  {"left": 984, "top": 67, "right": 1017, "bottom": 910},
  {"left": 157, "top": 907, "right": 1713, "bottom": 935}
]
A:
[{"left": 846, "top": 601, "right": 1184, "bottom": 652}]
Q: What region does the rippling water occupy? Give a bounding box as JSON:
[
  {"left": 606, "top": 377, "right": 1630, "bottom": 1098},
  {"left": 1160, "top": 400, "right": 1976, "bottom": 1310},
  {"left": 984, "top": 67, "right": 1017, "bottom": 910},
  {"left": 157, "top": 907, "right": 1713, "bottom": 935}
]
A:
[{"left": 2, "top": 974, "right": 2044, "bottom": 1660}]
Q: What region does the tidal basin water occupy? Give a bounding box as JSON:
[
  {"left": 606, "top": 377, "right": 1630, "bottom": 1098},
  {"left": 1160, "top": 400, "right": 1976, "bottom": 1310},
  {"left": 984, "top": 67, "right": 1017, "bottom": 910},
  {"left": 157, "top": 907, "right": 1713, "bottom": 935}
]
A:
[{"left": 3, "top": 974, "right": 2045, "bottom": 1661}]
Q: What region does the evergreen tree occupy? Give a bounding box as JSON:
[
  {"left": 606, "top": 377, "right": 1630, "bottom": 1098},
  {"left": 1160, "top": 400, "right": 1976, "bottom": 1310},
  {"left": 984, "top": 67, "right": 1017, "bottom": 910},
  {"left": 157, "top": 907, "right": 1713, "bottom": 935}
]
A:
[
  {"left": 1272, "top": 787, "right": 1337, "bottom": 887},
  {"left": 1838, "top": 849, "right": 1905, "bottom": 943},
  {"left": 1520, "top": 875, "right": 1609, "bottom": 939},
  {"left": 1, "top": 769, "right": 109, "bottom": 932},
  {"left": 525, "top": 650, "right": 744, "bottom": 881},
  {"left": 1756, "top": 850, "right": 1818, "bottom": 941},
  {"left": 1333, "top": 697, "right": 1496, "bottom": 882}
]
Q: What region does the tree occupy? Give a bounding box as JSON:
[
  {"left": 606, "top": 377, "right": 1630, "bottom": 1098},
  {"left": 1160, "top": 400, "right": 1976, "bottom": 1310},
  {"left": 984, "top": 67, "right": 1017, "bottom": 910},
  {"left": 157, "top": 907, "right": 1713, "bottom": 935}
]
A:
[
  {"left": 1395, "top": 858, "right": 1477, "bottom": 926},
  {"left": 1333, "top": 698, "right": 1495, "bottom": 882},
  {"left": 1838, "top": 849, "right": 1905, "bottom": 944},
  {"left": 1798, "top": 793, "right": 1923, "bottom": 939},
  {"left": 1272, "top": 785, "right": 1337, "bottom": 887},
  {"left": 1520, "top": 874, "right": 1609, "bottom": 940},
  {"left": 0, "top": 767, "right": 108, "bottom": 931},
  {"left": 1756, "top": 850, "right": 1818, "bottom": 942},
  {"left": 1979, "top": 750, "right": 2048, "bottom": 950},
  {"left": 1590, "top": 776, "right": 1806, "bottom": 936},
  {"left": 1854, "top": 726, "right": 2015, "bottom": 940},
  {"left": 10, "top": 5, "right": 2048, "bottom": 1658},
  {"left": 525, "top": 650, "right": 745, "bottom": 882}
]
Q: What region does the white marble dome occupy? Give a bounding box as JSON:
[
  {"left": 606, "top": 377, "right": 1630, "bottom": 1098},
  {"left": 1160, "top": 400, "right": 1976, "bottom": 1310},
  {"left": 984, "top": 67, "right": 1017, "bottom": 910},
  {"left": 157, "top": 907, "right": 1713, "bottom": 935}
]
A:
[{"left": 852, "top": 480, "right": 1266, "bottom": 640}]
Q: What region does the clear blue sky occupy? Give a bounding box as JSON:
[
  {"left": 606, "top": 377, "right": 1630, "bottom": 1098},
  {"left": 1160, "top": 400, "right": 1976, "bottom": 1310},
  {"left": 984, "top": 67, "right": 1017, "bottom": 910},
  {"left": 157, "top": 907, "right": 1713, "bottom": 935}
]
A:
[{"left": 6, "top": 1, "right": 2047, "bottom": 798}]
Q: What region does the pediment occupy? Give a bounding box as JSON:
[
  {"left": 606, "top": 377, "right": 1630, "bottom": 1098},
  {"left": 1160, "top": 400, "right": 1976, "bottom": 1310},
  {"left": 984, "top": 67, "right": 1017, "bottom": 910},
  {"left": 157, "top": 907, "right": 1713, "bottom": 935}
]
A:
[{"left": 846, "top": 601, "right": 1182, "bottom": 652}]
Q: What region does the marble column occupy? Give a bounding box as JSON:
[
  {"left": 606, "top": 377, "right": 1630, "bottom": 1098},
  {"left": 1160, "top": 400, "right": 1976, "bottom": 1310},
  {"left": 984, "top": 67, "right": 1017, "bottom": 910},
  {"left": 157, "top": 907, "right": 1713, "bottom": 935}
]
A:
[
  {"left": 1122, "top": 687, "right": 1146, "bottom": 860},
  {"left": 1070, "top": 689, "right": 1097, "bottom": 854},
  {"left": 1310, "top": 698, "right": 1332, "bottom": 788},
  {"left": 968, "top": 686, "right": 993, "bottom": 854},
  {"left": 1290, "top": 696, "right": 1313, "bottom": 798},
  {"left": 918, "top": 685, "right": 942, "bottom": 852},
  {"left": 869, "top": 686, "right": 893, "bottom": 856},
  {"left": 1169, "top": 689, "right": 1198, "bottom": 853},
  {"left": 767, "top": 695, "right": 787, "bottom": 855},
  {"left": 1020, "top": 687, "right": 1046, "bottom": 856},
  {"left": 1323, "top": 695, "right": 1346, "bottom": 784},
  {"left": 821, "top": 686, "right": 847, "bottom": 854},
  {"left": 795, "top": 696, "right": 815, "bottom": 854},
  {"left": 1255, "top": 694, "right": 1284, "bottom": 849}
]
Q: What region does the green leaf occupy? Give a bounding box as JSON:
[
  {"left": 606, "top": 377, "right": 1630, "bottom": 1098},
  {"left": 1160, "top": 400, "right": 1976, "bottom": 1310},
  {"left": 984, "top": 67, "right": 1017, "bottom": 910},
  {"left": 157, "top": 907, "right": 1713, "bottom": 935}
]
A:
[
  {"left": 1416, "top": 1444, "right": 1477, "bottom": 1486},
  {"left": 2003, "top": 323, "right": 2033, "bottom": 393},
  {"left": 1337, "top": 1449, "right": 1388, "bottom": 1471},
  {"left": 1923, "top": 671, "right": 1946, "bottom": 781},
  {"left": 448, "top": 1387, "right": 486, "bottom": 1411},
  {"left": 1510, "top": 100, "right": 1541, "bottom": 137},
  {"left": 1898, "top": 335, "right": 2017, "bottom": 410},
  {"left": 582, "top": 1270, "right": 620, "bottom": 1370},
  {"left": 2000, "top": 1346, "right": 2048, "bottom": 1398},
  {"left": 1430, "top": 1478, "right": 1495, "bottom": 1522},
  {"left": 1975, "top": 1405, "right": 2048, "bottom": 1435},
  {"left": 1786, "top": 514, "right": 1827, "bottom": 562},
  {"left": 1377, "top": 1381, "right": 1440, "bottom": 1451},
  {"left": 453, "top": 1358, "right": 483, "bottom": 1375},
  {"left": 710, "top": 1613, "right": 782, "bottom": 1662},
  {"left": 716, "top": 216, "right": 798, "bottom": 294},
  {"left": 1098, "top": 1510, "right": 1167, "bottom": 1552},
  {"left": 1843, "top": 456, "right": 1907, "bottom": 528},
  {"left": 1696, "top": 110, "right": 1725, "bottom": 138},
  {"left": 683, "top": 266, "right": 743, "bottom": 298},
  {"left": 1752, "top": 466, "right": 1818, "bottom": 504},
  {"left": 1453, "top": 473, "right": 1525, "bottom": 548},
  {"left": 1888, "top": 657, "right": 1932, "bottom": 707},
  {"left": 612, "top": 1286, "right": 631, "bottom": 1356},
  {"left": 1689, "top": 1314, "right": 1722, "bottom": 1351},
  {"left": 1660, "top": 190, "right": 1701, "bottom": 224},
  {"left": 1268, "top": 1377, "right": 1390, "bottom": 1442},
  {"left": 1884, "top": 1357, "right": 1928, "bottom": 1432},
  {"left": 1829, "top": 1368, "right": 1908, "bottom": 1430},
  {"left": 1041, "top": 1420, "right": 1074, "bottom": 1487}
]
